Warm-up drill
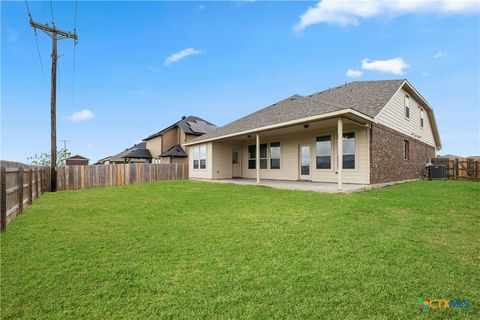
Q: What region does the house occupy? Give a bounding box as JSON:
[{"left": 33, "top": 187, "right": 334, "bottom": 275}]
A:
[
  {"left": 108, "top": 142, "right": 152, "bottom": 164},
  {"left": 184, "top": 80, "right": 441, "bottom": 189},
  {"left": 65, "top": 155, "right": 89, "bottom": 166},
  {"left": 94, "top": 156, "right": 112, "bottom": 165},
  {"left": 143, "top": 116, "right": 216, "bottom": 164}
]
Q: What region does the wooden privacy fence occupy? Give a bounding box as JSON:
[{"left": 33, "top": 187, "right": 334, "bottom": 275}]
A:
[
  {"left": 432, "top": 158, "right": 479, "bottom": 180},
  {"left": 0, "top": 162, "right": 50, "bottom": 231},
  {"left": 56, "top": 163, "right": 188, "bottom": 191}
]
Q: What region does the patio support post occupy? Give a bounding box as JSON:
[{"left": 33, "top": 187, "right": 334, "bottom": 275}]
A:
[
  {"left": 256, "top": 134, "right": 260, "bottom": 184},
  {"left": 337, "top": 117, "right": 343, "bottom": 191}
]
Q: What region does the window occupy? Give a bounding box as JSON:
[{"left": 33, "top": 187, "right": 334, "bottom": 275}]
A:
[
  {"left": 405, "top": 94, "right": 410, "bottom": 119},
  {"left": 270, "top": 142, "right": 281, "bottom": 169},
  {"left": 193, "top": 145, "right": 206, "bottom": 169},
  {"left": 199, "top": 145, "right": 207, "bottom": 169},
  {"left": 248, "top": 145, "right": 256, "bottom": 169},
  {"left": 404, "top": 140, "right": 409, "bottom": 160},
  {"left": 232, "top": 151, "right": 239, "bottom": 164},
  {"left": 248, "top": 144, "right": 267, "bottom": 169},
  {"left": 316, "top": 135, "right": 331, "bottom": 169},
  {"left": 420, "top": 109, "right": 424, "bottom": 128},
  {"left": 260, "top": 144, "right": 267, "bottom": 169},
  {"left": 343, "top": 132, "right": 355, "bottom": 169},
  {"left": 193, "top": 147, "right": 199, "bottom": 169}
]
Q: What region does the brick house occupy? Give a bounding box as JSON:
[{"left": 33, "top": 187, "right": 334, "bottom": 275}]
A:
[{"left": 184, "top": 80, "right": 441, "bottom": 189}]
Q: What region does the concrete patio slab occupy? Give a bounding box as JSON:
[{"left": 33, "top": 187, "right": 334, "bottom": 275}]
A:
[{"left": 191, "top": 178, "right": 371, "bottom": 194}]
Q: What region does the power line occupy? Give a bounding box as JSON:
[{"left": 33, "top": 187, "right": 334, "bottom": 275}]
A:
[
  {"left": 49, "top": 0, "right": 55, "bottom": 25},
  {"left": 24, "top": 0, "right": 46, "bottom": 82},
  {"left": 71, "top": 0, "right": 78, "bottom": 110}
]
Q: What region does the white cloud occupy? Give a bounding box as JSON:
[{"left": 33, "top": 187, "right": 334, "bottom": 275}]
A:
[
  {"left": 434, "top": 51, "right": 446, "bottom": 58},
  {"left": 164, "top": 48, "right": 203, "bottom": 66},
  {"left": 295, "top": 0, "right": 480, "bottom": 30},
  {"left": 67, "top": 109, "right": 94, "bottom": 122},
  {"left": 361, "top": 57, "right": 409, "bottom": 75},
  {"left": 346, "top": 69, "right": 363, "bottom": 77}
]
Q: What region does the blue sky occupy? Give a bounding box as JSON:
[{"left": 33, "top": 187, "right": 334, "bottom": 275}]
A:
[{"left": 2, "top": 0, "right": 479, "bottom": 162}]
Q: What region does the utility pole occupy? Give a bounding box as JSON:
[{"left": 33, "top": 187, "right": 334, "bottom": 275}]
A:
[
  {"left": 60, "top": 139, "right": 71, "bottom": 165},
  {"left": 28, "top": 20, "right": 78, "bottom": 192}
]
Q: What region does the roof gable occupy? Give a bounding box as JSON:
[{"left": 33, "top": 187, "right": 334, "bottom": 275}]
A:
[
  {"left": 308, "top": 79, "right": 405, "bottom": 118},
  {"left": 188, "top": 80, "right": 407, "bottom": 144},
  {"left": 143, "top": 116, "right": 216, "bottom": 141}
]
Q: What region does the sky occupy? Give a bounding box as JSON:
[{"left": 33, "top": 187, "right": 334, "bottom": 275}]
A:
[{"left": 2, "top": 0, "right": 479, "bottom": 163}]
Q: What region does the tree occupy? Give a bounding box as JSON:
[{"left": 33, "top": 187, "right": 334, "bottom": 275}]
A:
[{"left": 27, "top": 148, "right": 71, "bottom": 166}]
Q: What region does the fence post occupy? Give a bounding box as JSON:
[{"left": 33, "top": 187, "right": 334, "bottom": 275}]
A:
[
  {"left": 1, "top": 167, "right": 6, "bottom": 232},
  {"left": 18, "top": 167, "right": 24, "bottom": 214},
  {"left": 40, "top": 169, "right": 43, "bottom": 194},
  {"left": 35, "top": 168, "right": 39, "bottom": 198},
  {"left": 28, "top": 169, "right": 33, "bottom": 205}
]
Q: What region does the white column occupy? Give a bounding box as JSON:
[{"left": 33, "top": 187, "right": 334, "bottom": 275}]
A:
[
  {"left": 337, "top": 117, "right": 343, "bottom": 191},
  {"left": 256, "top": 134, "right": 260, "bottom": 184}
]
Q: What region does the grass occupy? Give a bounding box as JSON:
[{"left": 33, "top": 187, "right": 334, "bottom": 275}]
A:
[{"left": 1, "top": 180, "right": 479, "bottom": 319}]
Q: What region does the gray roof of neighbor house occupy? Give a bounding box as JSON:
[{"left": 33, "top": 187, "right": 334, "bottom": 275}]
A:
[
  {"left": 159, "top": 144, "right": 188, "bottom": 158},
  {"left": 143, "top": 116, "right": 217, "bottom": 141},
  {"left": 189, "top": 80, "right": 405, "bottom": 144},
  {"left": 110, "top": 142, "right": 152, "bottom": 161}
]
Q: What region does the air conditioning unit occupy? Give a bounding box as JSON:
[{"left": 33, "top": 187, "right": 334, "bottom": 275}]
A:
[{"left": 428, "top": 165, "right": 446, "bottom": 180}]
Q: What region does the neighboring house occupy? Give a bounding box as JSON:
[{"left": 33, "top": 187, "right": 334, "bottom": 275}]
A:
[
  {"left": 108, "top": 142, "right": 152, "bottom": 164},
  {"left": 184, "top": 80, "right": 441, "bottom": 189},
  {"left": 143, "top": 116, "right": 216, "bottom": 164},
  {"left": 65, "top": 155, "right": 89, "bottom": 166},
  {"left": 94, "top": 156, "right": 112, "bottom": 165}
]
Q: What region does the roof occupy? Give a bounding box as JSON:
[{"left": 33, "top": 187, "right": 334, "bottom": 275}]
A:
[
  {"left": 143, "top": 116, "right": 216, "bottom": 141},
  {"left": 66, "top": 155, "right": 89, "bottom": 160},
  {"left": 159, "top": 144, "right": 188, "bottom": 158},
  {"left": 110, "top": 142, "right": 152, "bottom": 161},
  {"left": 308, "top": 79, "right": 405, "bottom": 118},
  {"left": 189, "top": 80, "right": 404, "bottom": 144}
]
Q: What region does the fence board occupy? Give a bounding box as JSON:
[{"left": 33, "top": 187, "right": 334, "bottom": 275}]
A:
[
  {"left": 55, "top": 163, "right": 188, "bottom": 191},
  {"left": 432, "top": 158, "right": 479, "bottom": 180},
  {"left": 0, "top": 163, "right": 49, "bottom": 230}
]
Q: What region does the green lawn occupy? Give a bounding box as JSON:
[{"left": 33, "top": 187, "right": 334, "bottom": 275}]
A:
[{"left": 1, "top": 180, "right": 479, "bottom": 319}]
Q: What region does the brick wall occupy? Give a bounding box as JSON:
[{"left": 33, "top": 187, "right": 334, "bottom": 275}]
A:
[{"left": 370, "top": 123, "right": 436, "bottom": 184}]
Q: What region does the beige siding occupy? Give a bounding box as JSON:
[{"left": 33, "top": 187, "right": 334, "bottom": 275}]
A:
[
  {"left": 188, "top": 142, "right": 213, "bottom": 179},
  {"left": 162, "top": 128, "right": 179, "bottom": 152},
  {"left": 239, "top": 126, "right": 370, "bottom": 184},
  {"left": 375, "top": 87, "right": 436, "bottom": 147},
  {"left": 212, "top": 141, "right": 241, "bottom": 179},
  {"left": 145, "top": 135, "right": 162, "bottom": 158},
  {"left": 188, "top": 125, "right": 370, "bottom": 184}
]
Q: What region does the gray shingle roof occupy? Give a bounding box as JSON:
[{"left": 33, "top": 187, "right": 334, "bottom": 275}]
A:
[
  {"left": 110, "top": 142, "right": 152, "bottom": 161},
  {"left": 159, "top": 144, "right": 188, "bottom": 158},
  {"left": 143, "top": 116, "right": 216, "bottom": 141},
  {"left": 190, "top": 80, "right": 405, "bottom": 143},
  {"left": 308, "top": 79, "right": 405, "bottom": 118}
]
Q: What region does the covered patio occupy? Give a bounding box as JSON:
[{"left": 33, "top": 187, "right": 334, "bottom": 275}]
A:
[{"left": 192, "top": 178, "right": 372, "bottom": 194}]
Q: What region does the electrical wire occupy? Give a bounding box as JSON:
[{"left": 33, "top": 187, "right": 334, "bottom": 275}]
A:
[
  {"left": 49, "top": 0, "right": 55, "bottom": 26},
  {"left": 24, "top": 0, "right": 46, "bottom": 82},
  {"left": 71, "top": 0, "right": 78, "bottom": 109}
]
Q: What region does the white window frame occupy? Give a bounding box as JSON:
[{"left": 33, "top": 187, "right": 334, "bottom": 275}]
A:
[
  {"left": 192, "top": 145, "right": 207, "bottom": 170},
  {"left": 342, "top": 132, "right": 356, "bottom": 170},
  {"left": 420, "top": 108, "right": 424, "bottom": 129},
  {"left": 270, "top": 142, "right": 281, "bottom": 169},
  {"left": 315, "top": 135, "right": 332, "bottom": 170},
  {"left": 405, "top": 94, "right": 410, "bottom": 120}
]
